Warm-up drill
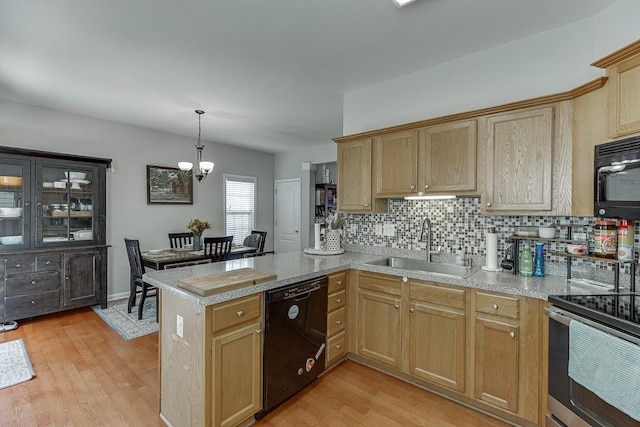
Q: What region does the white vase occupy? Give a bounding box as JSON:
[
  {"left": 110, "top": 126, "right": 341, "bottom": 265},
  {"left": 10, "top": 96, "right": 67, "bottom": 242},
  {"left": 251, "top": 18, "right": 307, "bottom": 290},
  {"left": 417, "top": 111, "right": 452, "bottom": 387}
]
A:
[{"left": 325, "top": 229, "right": 341, "bottom": 251}]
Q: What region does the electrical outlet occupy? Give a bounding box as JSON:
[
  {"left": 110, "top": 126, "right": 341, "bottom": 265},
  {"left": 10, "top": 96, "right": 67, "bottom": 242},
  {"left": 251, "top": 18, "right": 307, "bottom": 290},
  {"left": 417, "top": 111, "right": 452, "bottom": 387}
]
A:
[
  {"left": 375, "top": 224, "right": 383, "bottom": 235},
  {"left": 176, "top": 314, "right": 184, "bottom": 338},
  {"left": 383, "top": 223, "right": 395, "bottom": 237},
  {"left": 350, "top": 224, "right": 357, "bottom": 234}
]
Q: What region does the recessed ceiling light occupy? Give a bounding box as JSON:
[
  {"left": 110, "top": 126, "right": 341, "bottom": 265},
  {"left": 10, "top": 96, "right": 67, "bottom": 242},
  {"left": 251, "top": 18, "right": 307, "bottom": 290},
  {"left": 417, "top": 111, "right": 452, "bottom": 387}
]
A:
[{"left": 393, "top": 0, "right": 418, "bottom": 7}]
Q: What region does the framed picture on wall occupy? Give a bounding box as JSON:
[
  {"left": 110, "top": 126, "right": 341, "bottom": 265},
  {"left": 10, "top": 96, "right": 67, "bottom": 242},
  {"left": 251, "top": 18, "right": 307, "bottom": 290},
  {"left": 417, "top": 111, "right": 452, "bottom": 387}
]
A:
[{"left": 146, "top": 165, "right": 193, "bottom": 204}]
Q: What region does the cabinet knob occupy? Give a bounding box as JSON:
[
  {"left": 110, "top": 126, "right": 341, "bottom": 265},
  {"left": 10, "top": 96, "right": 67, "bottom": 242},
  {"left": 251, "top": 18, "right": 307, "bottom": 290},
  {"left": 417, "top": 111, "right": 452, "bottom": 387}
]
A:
[
  {"left": 31, "top": 300, "right": 36, "bottom": 304},
  {"left": 492, "top": 304, "right": 498, "bottom": 310},
  {"left": 335, "top": 344, "right": 342, "bottom": 350},
  {"left": 336, "top": 280, "right": 342, "bottom": 286},
  {"left": 31, "top": 280, "right": 37, "bottom": 285},
  {"left": 394, "top": 304, "right": 399, "bottom": 309},
  {"left": 65, "top": 276, "right": 70, "bottom": 280},
  {"left": 335, "top": 320, "right": 342, "bottom": 325},
  {"left": 24, "top": 202, "right": 30, "bottom": 207},
  {"left": 509, "top": 331, "right": 515, "bottom": 338},
  {"left": 255, "top": 329, "right": 262, "bottom": 335},
  {"left": 486, "top": 202, "right": 492, "bottom": 207},
  {"left": 410, "top": 185, "right": 415, "bottom": 190},
  {"left": 424, "top": 184, "right": 429, "bottom": 189},
  {"left": 36, "top": 201, "right": 42, "bottom": 206},
  {"left": 364, "top": 203, "right": 369, "bottom": 207},
  {"left": 46, "top": 261, "right": 51, "bottom": 265},
  {"left": 237, "top": 310, "right": 245, "bottom": 317},
  {"left": 15, "top": 263, "right": 22, "bottom": 268},
  {"left": 409, "top": 308, "right": 415, "bottom": 313},
  {"left": 402, "top": 277, "right": 408, "bottom": 283},
  {"left": 336, "top": 298, "right": 342, "bottom": 303}
]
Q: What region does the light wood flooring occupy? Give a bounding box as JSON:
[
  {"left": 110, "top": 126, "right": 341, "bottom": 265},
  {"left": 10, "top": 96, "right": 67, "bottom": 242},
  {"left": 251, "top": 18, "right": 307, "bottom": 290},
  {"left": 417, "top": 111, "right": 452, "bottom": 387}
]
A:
[{"left": 0, "top": 307, "right": 509, "bottom": 427}]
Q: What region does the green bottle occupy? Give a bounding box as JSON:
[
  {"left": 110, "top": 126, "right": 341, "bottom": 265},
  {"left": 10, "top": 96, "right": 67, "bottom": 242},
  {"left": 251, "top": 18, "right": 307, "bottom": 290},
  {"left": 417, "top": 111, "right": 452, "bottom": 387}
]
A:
[{"left": 520, "top": 244, "right": 533, "bottom": 277}]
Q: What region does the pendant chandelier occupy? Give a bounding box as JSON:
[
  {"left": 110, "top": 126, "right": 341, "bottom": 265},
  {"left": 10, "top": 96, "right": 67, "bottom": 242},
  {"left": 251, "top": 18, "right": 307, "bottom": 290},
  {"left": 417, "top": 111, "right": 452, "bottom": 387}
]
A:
[{"left": 178, "top": 110, "right": 214, "bottom": 182}]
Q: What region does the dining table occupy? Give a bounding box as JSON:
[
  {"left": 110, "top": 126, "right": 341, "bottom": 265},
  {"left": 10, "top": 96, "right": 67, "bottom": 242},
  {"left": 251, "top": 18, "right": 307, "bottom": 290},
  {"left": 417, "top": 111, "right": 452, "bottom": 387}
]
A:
[{"left": 142, "top": 246, "right": 258, "bottom": 270}]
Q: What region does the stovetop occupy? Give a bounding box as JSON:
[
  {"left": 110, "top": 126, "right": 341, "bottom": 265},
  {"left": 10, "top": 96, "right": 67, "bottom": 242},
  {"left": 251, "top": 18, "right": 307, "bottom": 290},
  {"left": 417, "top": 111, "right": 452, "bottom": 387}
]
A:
[{"left": 549, "top": 293, "right": 640, "bottom": 338}]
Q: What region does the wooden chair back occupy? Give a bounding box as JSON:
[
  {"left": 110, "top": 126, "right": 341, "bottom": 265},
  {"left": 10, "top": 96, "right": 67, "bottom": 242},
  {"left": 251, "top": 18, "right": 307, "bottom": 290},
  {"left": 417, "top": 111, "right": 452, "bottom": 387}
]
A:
[
  {"left": 250, "top": 230, "right": 267, "bottom": 252},
  {"left": 124, "top": 238, "right": 145, "bottom": 279},
  {"left": 168, "top": 232, "right": 193, "bottom": 249},
  {"left": 203, "top": 236, "right": 234, "bottom": 262}
]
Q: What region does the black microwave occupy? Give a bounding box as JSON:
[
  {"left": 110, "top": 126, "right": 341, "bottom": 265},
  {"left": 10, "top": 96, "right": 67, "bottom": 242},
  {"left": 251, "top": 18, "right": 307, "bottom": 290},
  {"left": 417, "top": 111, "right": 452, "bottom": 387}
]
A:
[{"left": 594, "top": 135, "right": 640, "bottom": 219}]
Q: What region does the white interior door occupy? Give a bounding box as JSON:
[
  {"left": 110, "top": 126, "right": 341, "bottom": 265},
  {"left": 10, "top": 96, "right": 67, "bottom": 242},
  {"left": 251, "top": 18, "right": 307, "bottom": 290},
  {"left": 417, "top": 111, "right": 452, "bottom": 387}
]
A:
[{"left": 274, "top": 179, "right": 301, "bottom": 253}]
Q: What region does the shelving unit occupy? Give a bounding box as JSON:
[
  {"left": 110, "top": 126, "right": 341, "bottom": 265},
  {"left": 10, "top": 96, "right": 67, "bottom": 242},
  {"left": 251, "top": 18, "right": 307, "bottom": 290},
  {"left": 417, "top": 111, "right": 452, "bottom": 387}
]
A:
[
  {"left": 510, "top": 225, "right": 636, "bottom": 292},
  {"left": 314, "top": 183, "right": 337, "bottom": 226}
]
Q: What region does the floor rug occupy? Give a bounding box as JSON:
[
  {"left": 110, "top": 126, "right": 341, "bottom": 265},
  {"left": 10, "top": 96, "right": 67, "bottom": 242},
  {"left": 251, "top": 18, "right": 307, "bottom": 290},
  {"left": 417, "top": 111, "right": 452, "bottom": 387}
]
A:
[
  {"left": 92, "top": 298, "right": 158, "bottom": 341},
  {"left": 0, "top": 338, "right": 36, "bottom": 389}
]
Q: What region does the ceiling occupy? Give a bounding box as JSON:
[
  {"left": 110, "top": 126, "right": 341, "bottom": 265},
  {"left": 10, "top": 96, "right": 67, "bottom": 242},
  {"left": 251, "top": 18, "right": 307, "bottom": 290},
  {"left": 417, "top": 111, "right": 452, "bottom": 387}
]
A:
[{"left": 0, "top": 0, "right": 616, "bottom": 153}]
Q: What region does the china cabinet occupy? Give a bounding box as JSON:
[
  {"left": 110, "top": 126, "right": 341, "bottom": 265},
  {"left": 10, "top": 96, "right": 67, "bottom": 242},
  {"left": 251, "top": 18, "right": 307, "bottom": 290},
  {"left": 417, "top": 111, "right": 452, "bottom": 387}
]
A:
[{"left": 0, "top": 146, "right": 110, "bottom": 321}]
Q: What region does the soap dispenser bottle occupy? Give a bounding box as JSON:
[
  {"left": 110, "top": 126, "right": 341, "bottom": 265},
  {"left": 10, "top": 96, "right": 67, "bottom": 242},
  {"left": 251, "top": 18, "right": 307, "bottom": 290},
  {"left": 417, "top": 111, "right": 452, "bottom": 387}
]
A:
[
  {"left": 520, "top": 243, "right": 533, "bottom": 277},
  {"left": 533, "top": 242, "right": 545, "bottom": 277}
]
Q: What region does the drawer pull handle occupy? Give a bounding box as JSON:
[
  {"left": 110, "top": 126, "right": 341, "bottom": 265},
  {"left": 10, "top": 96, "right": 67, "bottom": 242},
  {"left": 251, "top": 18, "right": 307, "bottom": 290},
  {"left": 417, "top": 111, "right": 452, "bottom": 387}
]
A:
[
  {"left": 237, "top": 310, "right": 245, "bottom": 317},
  {"left": 364, "top": 203, "right": 369, "bottom": 207},
  {"left": 336, "top": 280, "right": 342, "bottom": 286},
  {"left": 492, "top": 304, "right": 498, "bottom": 310},
  {"left": 335, "top": 344, "right": 342, "bottom": 349},
  {"left": 46, "top": 261, "right": 51, "bottom": 265},
  {"left": 256, "top": 329, "right": 262, "bottom": 335},
  {"left": 509, "top": 331, "right": 515, "bottom": 338},
  {"left": 65, "top": 276, "right": 70, "bottom": 280},
  {"left": 487, "top": 202, "right": 492, "bottom": 207},
  {"left": 16, "top": 263, "right": 22, "bottom": 268},
  {"left": 31, "top": 300, "right": 36, "bottom": 304},
  {"left": 409, "top": 308, "right": 415, "bottom": 313},
  {"left": 31, "top": 280, "right": 37, "bottom": 285},
  {"left": 336, "top": 298, "right": 342, "bottom": 303},
  {"left": 335, "top": 320, "right": 342, "bottom": 325}
]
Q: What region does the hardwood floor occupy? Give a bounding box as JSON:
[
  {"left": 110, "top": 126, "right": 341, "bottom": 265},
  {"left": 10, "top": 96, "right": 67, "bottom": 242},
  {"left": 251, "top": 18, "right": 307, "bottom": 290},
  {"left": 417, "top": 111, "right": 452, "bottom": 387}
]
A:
[{"left": 0, "top": 307, "right": 509, "bottom": 427}]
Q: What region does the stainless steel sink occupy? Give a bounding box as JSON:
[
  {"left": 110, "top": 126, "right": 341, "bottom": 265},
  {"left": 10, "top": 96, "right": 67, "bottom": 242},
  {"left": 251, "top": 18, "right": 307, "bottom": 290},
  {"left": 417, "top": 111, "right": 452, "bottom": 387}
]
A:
[{"left": 366, "top": 257, "right": 478, "bottom": 279}]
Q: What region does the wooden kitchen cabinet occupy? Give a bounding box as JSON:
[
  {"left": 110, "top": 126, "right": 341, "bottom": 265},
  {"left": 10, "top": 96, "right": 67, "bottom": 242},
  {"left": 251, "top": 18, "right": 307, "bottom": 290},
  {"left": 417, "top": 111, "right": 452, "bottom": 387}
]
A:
[
  {"left": 337, "top": 138, "right": 386, "bottom": 213},
  {"left": 472, "top": 290, "right": 540, "bottom": 424},
  {"left": 326, "top": 272, "right": 347, "bottom": 368},
  {"left": 409, "top": 280, "right": 466, "bottom": 393},
  {"left": 592, "top": 39, "right": 640, "bottom": 139},
  {"left": 357, "top": 272, "right": 402, "bottom": 368},
  {"left": 482, "top": 102, "right": 572, "bottom": 215},
  {"left": 373, "top": 130, "right": 418, "bottom": 197},
  {"left": 418, "top": 120, "right": 477, "bottom": 193}
]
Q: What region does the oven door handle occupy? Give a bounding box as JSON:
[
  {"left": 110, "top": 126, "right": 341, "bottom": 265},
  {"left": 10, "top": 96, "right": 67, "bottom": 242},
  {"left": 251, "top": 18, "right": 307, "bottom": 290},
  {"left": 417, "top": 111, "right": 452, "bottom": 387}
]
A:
[{"left": 545, "top": 307, "right": 640, "bottom": 346}]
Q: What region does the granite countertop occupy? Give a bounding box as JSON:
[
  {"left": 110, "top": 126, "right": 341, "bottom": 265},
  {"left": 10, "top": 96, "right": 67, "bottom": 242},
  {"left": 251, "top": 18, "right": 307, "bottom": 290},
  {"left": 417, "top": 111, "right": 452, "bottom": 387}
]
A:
[{"left": 143, "top": 250, "right": 608, "bottom": 307}]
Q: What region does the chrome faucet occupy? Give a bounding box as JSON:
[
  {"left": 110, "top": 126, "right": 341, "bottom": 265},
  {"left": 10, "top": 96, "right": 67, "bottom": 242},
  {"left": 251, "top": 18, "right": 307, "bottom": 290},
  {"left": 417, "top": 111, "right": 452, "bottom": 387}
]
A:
[{"left": 419, "top": 217, "right": 433, "bottom": 262}]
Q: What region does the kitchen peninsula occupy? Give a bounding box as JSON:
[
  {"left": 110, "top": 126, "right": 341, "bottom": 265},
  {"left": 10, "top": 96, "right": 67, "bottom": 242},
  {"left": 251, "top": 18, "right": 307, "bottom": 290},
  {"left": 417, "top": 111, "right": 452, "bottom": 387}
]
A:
[{"left": 144, "top": 249, "right": 590, "bottom": 427}]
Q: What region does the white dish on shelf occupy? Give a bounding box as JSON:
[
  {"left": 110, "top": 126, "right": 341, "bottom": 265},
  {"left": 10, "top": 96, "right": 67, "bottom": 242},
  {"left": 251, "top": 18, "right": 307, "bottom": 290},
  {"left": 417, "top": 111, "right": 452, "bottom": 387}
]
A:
[
  {"left": 70, "top": 183, "right": 82, "bottom": 190},
  {"left": 71, "top": 230, "right": 93, "bottom": 240},
  {"left": 64, "top": 171, "right": 86, "bottom": 180},
  {"left": 43, "top": 236, "right": 69, "bottom": 242},
  {"left": 53, "top": 181, "right": 67, "bottom": 189},
  {"left": 566, "top": 243, "right": 588, "bottom": 255},
  {"left": 538, "top": 226, "right": 556, "bottom": 239},
  {"left": 69, "top": 179, "right": 91, "bottom": 185},
  {"left": 43, "top": 182, "right": 54, "bottom": 188},
  {"left": 0, "top": 207, "right": 22, "bottom": 218},
  {"left": 0, "top": 235, "right": 23, "bottom": 245},
  {"left": 515, "top": 230, "right": 538, "bottom": 237}
]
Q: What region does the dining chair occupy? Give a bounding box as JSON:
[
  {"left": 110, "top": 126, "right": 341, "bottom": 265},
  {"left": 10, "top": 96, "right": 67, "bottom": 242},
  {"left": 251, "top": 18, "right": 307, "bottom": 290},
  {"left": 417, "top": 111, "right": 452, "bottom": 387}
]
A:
[
  {"left": 168, "top": 232, "right": 193, "bottom": 249},
  {"left": 242, "top": 233, "right": 263, "bottom": 251},
  {"left": 251, "top": 230, "right": 267, "bottom": 252},
  {"left": 124, "top": 238, "right": 158, "bottom": 321},
  {"left": 203, "top": 236, "right": 234, "bottom": 262}
]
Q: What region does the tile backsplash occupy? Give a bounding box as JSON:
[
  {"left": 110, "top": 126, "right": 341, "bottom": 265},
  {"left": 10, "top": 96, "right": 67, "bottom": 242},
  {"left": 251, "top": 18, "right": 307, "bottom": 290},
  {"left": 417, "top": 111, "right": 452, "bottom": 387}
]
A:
[{"left": 343, "top": 197, "right": 639, "bottom": 281}]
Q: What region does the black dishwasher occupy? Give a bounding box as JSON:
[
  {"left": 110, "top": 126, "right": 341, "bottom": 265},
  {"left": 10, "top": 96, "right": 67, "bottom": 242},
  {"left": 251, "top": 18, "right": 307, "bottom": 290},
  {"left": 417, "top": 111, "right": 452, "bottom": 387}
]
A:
[{"left": 257, "top": 276, "right": 328, "bottom": 418}]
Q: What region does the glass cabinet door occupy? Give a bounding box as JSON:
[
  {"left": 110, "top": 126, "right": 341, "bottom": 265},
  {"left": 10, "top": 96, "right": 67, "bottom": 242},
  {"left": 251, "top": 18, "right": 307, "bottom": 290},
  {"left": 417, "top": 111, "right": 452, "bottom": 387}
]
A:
[
  {"left": 0, "top": 158, "right": 30, "bottom": 250},
  {"left": 37, "top": 163, "right": 96, "bottom": 246}
]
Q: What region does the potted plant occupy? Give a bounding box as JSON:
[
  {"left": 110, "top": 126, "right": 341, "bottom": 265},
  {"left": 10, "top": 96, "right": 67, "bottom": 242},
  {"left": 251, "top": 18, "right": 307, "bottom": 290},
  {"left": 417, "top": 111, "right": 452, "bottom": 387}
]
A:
[
  {"left": 326, "top": 213, "right": 345, "bottom": 251},
  {"left": 187, "top": 218, "right": 212, "bottom": 251}
]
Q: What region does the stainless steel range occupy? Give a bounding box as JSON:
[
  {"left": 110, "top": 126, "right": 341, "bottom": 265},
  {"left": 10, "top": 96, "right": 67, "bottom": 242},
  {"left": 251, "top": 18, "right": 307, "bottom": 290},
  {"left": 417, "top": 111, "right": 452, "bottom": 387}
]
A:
[{"left": 546, "top": 294, "right": 640, "bottom": 427}]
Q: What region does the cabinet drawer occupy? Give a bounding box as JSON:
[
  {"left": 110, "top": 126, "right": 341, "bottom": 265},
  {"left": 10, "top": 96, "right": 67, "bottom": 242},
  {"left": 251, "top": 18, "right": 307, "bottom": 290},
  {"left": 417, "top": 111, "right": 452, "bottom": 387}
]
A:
[
  {"left": 327, "top": 306, "right": 346, "bottom": 337},
  {"left": 326, "top": 331, "right": 347, "bottom": 365},
  {"left": 358, "top": 272, "right": 401, "bottom": 296},
  {"left": 4, "top": 289, "right": 61, "bottom": 317},
  {"left": 476, "top": 292, "right": 520, "bottom": 319},
  {"left": 210, "top": 293, "right": 262, "bottom": 334},
  {"left": 5, "top": 272, "right": 60, "bottom": 296},
  {"left": 36, "top": 255, "right": 60, "bottom": 272},
  {"left": 328, "top": 272, "right": 346, "bottom": 294},
  {"left": 327, "top": 290, "right": 346, "bottom": 312},
  {"left": 410, "top": 281, "right": 465, "bottom": 309},
  {"left": 3, "top": 256, "right": 36, "bottom": 276}
]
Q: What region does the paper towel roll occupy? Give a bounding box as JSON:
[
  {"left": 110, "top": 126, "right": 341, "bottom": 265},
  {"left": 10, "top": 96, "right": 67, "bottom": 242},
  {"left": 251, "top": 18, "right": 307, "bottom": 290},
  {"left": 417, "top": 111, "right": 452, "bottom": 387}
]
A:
[
  {"left": 314, "top": 223, "right": 322, "bottom": 250},
  {"left": 486, "top": 231, "right": 498, "bottom": 270}
]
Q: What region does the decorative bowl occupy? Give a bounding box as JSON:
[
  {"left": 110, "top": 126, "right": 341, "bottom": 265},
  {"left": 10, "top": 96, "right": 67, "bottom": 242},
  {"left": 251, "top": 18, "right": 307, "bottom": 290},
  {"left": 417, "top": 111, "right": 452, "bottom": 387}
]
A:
[
  {"left": 0, "top": 176, "right": 23, "bottom": 187},
  {"left": 566, "top": 243, "right": 588, "bottom": 255},
  {"left": 0, "top": 235, "right": 23, "bottom": 245},
  {"left": 538, "top": 226, "right": 556, "bottom": 239},
  {"left": 64, "top": 171, "right": 87, "bottom": 180},
  {"left": 0, "top": 207, "right": 22, "bottom": 218},
  {"left": 71, "top": 230, "right": 93, "bottom": 240}
]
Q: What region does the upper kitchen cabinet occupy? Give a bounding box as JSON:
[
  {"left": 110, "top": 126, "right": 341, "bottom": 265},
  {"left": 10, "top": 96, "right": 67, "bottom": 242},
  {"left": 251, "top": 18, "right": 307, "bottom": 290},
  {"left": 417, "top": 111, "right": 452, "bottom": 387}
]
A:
[
  {"left": 418, "top": 120, "right": 477, "bottom": 194},
  {"left": 336, "top": 138, "right": 387, "bottom": 213},
  {"left": 482, "top": 102, "right": 572, "bottom": 215},
  {"left": 592, "top": 39, "right": 640, "bottom": 139},
  {"left": 373, "top": 130, "right": 418, "bottom": 197}
]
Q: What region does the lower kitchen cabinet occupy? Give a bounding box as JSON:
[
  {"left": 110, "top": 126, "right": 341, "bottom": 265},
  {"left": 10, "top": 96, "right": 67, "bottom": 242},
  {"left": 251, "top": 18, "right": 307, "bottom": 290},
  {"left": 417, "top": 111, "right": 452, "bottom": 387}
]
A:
[
  {"left": 409, "top": 280, "right": 466, "bottom": 393},
  {"left": 357, "top": 272, "right": 402, "bottom": 368},
  {"left": 63, "top": 250, "right": 100, "bottom": 308},
  {"left": 326, "top": 272, "right": 347, "bottom": 368}
]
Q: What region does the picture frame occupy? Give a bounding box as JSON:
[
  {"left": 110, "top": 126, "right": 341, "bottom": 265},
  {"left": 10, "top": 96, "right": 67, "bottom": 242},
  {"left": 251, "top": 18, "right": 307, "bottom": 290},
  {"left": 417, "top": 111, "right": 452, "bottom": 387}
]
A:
[{"left": 146, "top": 165, "right": 193, "bottom": 205}]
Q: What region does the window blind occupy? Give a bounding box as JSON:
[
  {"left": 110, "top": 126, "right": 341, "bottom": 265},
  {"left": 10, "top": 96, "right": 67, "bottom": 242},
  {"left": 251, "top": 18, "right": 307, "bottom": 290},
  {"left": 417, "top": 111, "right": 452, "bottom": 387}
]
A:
[{"left": 224, "top": 174, "right": 256, "bottom": 246}]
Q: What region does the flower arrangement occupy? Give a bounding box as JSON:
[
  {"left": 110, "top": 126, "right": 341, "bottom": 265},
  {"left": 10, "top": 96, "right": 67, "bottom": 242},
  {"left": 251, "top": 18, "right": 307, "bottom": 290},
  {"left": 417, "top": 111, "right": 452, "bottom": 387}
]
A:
[
  {"left": 187, "top": 218, "right": 212, "bottom": 236},
  {"left": 329, "top": 213, "right": 345, "bottom": 230}
]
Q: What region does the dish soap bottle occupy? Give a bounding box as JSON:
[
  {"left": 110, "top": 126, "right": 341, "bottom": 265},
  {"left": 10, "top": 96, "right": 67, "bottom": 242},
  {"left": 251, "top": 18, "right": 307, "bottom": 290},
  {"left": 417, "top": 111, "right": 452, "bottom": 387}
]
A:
[
  {"left": 533, "top": 242, "right": 545, "bottom": 277},
  {"left": 520, "top": 243, "right": 533, "bottom": 277}
]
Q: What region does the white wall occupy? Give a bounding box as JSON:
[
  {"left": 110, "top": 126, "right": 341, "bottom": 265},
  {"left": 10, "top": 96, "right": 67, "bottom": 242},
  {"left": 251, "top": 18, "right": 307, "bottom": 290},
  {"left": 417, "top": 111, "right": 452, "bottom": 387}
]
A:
[
  {"left": 343, "top": 0, "right": 640, "bottom": 135},
  {"left": 0, "top": 98, "right": 274, "bottom": 299}
]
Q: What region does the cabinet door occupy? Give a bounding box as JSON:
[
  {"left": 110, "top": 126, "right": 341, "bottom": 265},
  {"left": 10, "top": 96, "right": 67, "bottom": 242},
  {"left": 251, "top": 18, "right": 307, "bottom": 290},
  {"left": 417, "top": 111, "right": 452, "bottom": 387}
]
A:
[
  {"left": 212, "top": 319, "right": 262, "bottom": 427},
  {"left": 474, "top": 317, "right": 520, "bottom": 413},
  {"left": 484, "top": 107, "right": 553, "bottom": 212},
  {"left": 36, "top": 162, "right": 99, "bottom": 247},
  {"left": 63, "top": 251, "right": 99, "bottom": 307},
  {"left": 357, "top": 289, "right": 401, "bottom": 368},
  {"left": 0, "top": 157, "right": 31, "bottom": 251},
  {"left": 409, "top": 301, "right": 465, "bottom": 392},
  {"left": 374, "top": 130, "right": 418, "bottom": 197},
  {"left": 607, "top": 54, "right": 640, "bottom": 138},
  {"left": 418, "top": 120, "right": 477, "bottom": 193},
  {"left": 337, "top": 138, "right": 373, "bottom": 211}
]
